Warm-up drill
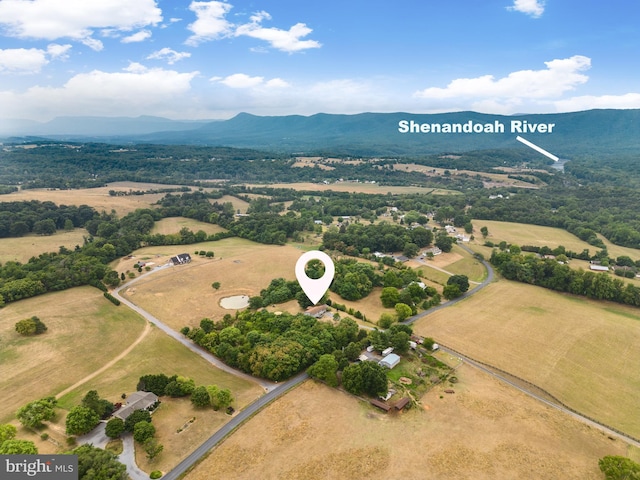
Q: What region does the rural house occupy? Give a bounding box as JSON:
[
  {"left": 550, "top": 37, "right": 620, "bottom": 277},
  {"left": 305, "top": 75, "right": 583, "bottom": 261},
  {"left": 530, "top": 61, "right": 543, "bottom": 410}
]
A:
[
  {"left": 169, "top": 253, "right": 192, "bottom": 266},
  {"left": 305, "top": 304, "right": 328, "bottom": 318},
  {"left": 113, "top": 391, "right": 159, "bottom": 421}
]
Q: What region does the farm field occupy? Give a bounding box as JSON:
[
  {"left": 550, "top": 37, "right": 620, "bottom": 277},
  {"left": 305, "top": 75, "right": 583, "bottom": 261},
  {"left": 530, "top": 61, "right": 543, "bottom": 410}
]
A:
[
  {"left": 151, "top": 216, "right": 227, "bottom": 236},
  {"left": 412, "top": 280, "right": 640, "bottom": 438},
  {"left": 187, "top": 369, "right": 627, "bottom": 480},
  {"left": 119, "top": 238, "right": 308, "bottom": 330},
  {"left": 0, "top": 182, "right": 197, "bottom": 216},
  {"left": 215, "top": 194, "right": 250, "bottom": 214},
  {"left": 475, "top": 220, "right": 640, "bottom": 260},
  {"left": 243, "top": 182, "right": 460, "bottom": 195},
  {"left": 0, "top": 228, "right": 87, "bottom": 263},
  {"left": 0, "top": 286, "right": 146, "bottom": 423}
]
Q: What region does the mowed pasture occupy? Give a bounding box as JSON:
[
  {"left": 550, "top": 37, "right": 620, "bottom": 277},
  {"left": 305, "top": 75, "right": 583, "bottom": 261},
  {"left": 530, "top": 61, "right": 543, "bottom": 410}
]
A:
[
  {"left": 0, "top": 228, "right": 87, "bottom": 264},
  {"left": 412, "top": 280, "right": 640, "bottom": 438},
  {"left": 119, "top": 238, "right": 308, "bottom": 330},
  {"left": 151, "top": 217, "right": 227, "bottom": 236},
  {"left": 243, "top": 182, "right": 460, "bottom": 195},
  {"left": 0, "top": 182, "right": 198, "bottom": 216},
  {"left": 0, "top": 286, "right": 146, "bottom": 423},
  {"left": 187, "top": 370, "right": 627, "bottom": 480},
  {"left": 476, "top": 220, "right": 640, "bottom": 260}
]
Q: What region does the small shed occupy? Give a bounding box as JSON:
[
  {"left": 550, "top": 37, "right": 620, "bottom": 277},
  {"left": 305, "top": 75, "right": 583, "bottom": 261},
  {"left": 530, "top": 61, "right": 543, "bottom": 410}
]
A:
[
  {"left": 382, "top": 347, "right": 394, "bottom": 357},
  {"left": 379, "top": 353, "right": 401, "bottom": 369}
]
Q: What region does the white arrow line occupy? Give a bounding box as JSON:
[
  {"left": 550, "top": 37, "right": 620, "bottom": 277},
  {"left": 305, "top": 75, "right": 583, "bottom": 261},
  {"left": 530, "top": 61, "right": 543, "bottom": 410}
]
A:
[{"left": 516, "top": 135, "right": 559, "bottom": 162}]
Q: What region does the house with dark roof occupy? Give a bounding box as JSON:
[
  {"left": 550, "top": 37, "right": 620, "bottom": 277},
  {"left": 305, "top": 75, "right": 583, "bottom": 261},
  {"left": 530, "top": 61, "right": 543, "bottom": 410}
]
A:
[
  {"left": 169, "top": 253, "right": 191, "bottom": 266},
  {"left": 113, "top": 391, "right": 159, "bottom": 421}
]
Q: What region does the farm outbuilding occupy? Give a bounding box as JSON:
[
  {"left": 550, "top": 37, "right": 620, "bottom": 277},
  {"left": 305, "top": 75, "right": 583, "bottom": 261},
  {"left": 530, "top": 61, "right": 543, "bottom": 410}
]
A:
[{"left": 379, "top": 353, "right": 401, "bottom": 369}]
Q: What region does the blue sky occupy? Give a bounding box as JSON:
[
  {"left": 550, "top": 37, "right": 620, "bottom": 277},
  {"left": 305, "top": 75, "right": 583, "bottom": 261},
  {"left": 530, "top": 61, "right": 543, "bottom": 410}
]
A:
[{"left": 0, "top": 0, "right": 638, "bottom": 123}]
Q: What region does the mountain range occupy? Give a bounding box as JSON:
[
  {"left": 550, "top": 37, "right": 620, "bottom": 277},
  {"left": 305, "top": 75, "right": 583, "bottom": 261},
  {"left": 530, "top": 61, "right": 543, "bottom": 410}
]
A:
[{"left": 3, "top": 109, "right": 639, "bottom": 157}]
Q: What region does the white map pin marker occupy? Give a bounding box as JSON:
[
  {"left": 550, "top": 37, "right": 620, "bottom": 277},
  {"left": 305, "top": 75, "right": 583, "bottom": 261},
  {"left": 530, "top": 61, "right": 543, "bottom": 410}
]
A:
[{"left": 295, "top": 250, "right": 335, "bottom": 305}]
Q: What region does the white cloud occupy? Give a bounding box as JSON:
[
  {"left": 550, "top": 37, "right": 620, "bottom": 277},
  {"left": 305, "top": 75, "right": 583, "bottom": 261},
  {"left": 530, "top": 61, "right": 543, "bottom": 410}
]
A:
[
  {"left": 186, "top": 1, "right": 234, "bottom": 46},
  {"left": 185, "top": 2, "right": 320, "bottom": 52},
  {"left": 147, "top": 47, "right": 191, "bottom": 65},
  {"left": 0, "top": 48, "right": 48, "bottom": 73},
  {"left": 415, "top": 56, "right": 591, "bottom": 102},
  {"left": 235, "top": 14, "right": 321, "bottom": 53},
  {"left": 0, "top": 43, "right": 72, "bottom": 73},
  {"left": 46, "top": 43, "right": 72, "bottom": 60},
  {"left": 122, "top": 30, "right": 152, "bottom": 43},
  {"left": 0, "top": 64, "right": 199, "bottom": 119},
  {"left": 212, "top": 73, "right": 291, "bottom": 89},
  {"left": 0, "top": 0, "right": 162, "bottom": 49},
  {"left": 507, "top": 0, "right": 545, "bottom": 18},
  {"left": 552, "top": 93, "right": 640, "bottom": 112}
]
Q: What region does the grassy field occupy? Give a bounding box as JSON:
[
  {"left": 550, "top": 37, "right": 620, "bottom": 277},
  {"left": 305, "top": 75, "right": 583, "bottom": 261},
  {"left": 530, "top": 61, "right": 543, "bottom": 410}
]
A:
[
  {"left": 476, "top": 220, "right": 640, "bottom": 260},
  {"left": 0, "top": 182, "right": 197, "bottom": 216},
  {"left": 119, "top": 238, "right": 309, "bottom": 330},
  {"left": 215, "top": 195, "right": 250, "bottom": 214},
  {"left": 151, "top": 217, "right": 227, "bottom": 236},
  {"left": 243, "top": 182, "right": 460, "bottom": 195},
  {"left": 187, "top": 370, "right": 627, "bottom": 480},
  {"left": 412, "top": 279, "right": 640, "bottom": 438},
  {"left": 0, "top": 287, "right": 146, "bottom": 423},
  {"left": 0, "top": 228, "right": 87, "bottom": 264}
]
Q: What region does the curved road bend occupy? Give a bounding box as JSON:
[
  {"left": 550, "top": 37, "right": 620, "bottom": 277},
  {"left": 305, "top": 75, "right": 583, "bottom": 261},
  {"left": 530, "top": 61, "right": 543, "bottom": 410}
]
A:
[
  {"left": 112, "top": 265, "right": 276, "bottom": 392},
  {"left": 404, "top": 245, "right": 640, "bottom": 448}
]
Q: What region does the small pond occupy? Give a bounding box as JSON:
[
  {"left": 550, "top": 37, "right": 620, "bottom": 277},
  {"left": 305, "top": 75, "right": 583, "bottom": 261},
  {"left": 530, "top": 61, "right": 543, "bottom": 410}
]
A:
[{"left": 220, "top": 295, "right": 250, "bottom": 309}]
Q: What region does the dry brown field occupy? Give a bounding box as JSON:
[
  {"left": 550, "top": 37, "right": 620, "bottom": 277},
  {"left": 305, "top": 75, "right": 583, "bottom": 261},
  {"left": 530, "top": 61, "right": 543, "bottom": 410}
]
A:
[
  {"left": 0, "top": 182, "right": 198, "bottom": 216},
  {"left": 119, "top": 239, "right": 309, "bottom": 330},
  {"left": 476, "top": 220, "right": 640, "bottom": 260},
  {"left": 0, "top": 286, "right": 146, "bottom": 423},
  {"left": 412, "top": 279, "right": 640, "bottom": 438},
  {"left": 243, "top": 182, "right": 459, "bottom": 195},
  {"left": 187, "top": 370, "right": 628, "bottom": 480},
  {"left": 215, "top": 194, "right": 250, "bottom": 214},
  {"left": 393, "top": 163, "right": 541, "bottom": 189},
  {"left": 151, "top": 217, "right": 227, "bottom": 236},
  {"left": 0, "top": 228, "right": 87, "bottom": 263}
]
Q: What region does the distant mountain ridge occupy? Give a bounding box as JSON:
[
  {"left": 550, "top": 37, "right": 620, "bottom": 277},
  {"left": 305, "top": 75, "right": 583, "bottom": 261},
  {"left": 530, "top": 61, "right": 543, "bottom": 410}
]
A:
[{"left": 3, "top": 109, "right": 639, "bottom": 157}]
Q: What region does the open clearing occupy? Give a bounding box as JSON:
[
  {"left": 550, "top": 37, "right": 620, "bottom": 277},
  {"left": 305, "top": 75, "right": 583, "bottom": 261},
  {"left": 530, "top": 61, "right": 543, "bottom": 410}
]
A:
[
  {"left": 119, "top": 238, "right": 308, "bottom": 330},
  {"left": 243, "top": 182, "right": 460, "bottom": 195},
  {"left": 0, "top": 182, "right": 197, "bottom": 216},
  {"left": 151, "top": 217, "right": 227, "bottom": 236},
  {"left": 476, "top": 220, "right": 640, "bottom": 260},
  {"left": 187, "top": 370, "right": 627, "bottom": 480},
  {"left": 0, "top": 228, "right": 87, "bottom": 263},
  {"left": 413, "top": 280, "right": 640, "bottom": 438},
  {"left": 0, "top": 286, "right": 146, "bottom": 423}
]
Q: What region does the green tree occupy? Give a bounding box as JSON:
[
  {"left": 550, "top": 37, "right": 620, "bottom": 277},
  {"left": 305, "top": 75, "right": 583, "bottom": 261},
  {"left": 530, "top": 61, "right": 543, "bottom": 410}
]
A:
[
  {"left": 394, "top": 303, "right": 412, "bottom": 322},
  {"left": 124, "top": 409, "right": 151, "bottom": 432},
  {"left": 377, "top": 312, "right": 395, "bottom": 329},
  {"left": 74, "top": 444, "right": 127, "bottom": 480},
  {"left": 442, "top": 284, "right": 462, "bottom": 300},
  {"left": 403, "top": 242, "right": 419, "bottom": 258},
  {"left": 447, "top": 274, "right": 470, "bottom": 293},
  {"left": 480, "top": 226, "right": 489, "bottom": 238},
  {"left": 435, "top": 232, "right": 454, "bottom": 253},
  {"left": 307, "top": 354, "right": 339, "bottom": 387},
  {"left": 66, "top": 405, "right": 100, "bottom": 436},
  {"left": 191, "top": 386, "right": 211, "bottom": 408},
  {"left": 33, "top": 218, "right": 57, "bottom": 235},
  {"left": 0, "top": 439, "right": 38, "bottom": 454},
  {"left": 81, "top": 390, "right": 113, "bottom": 419},
  {"left": 143, "top": 437, "right": 164, "bottom": 461},
  {"left": 380, "top": 287, "right": 400, "bottom": 308},
  {"left": 390, "top": 331, "right": 410, "bottom": 354},
  {"left": 342, "top": 361, "right": 388, "bottom": 397},
  {"left": 133, "top": 421, "right": 156, "bottom": 443},
  {"left": 211, "top": 387, "right": 233, "bottom": 411},
  {"left": 105, "top": 418, "right": 125, "bottom": 439},
  {"left": 16, "top": 397, "right": 57, "bottom": 428},
  {"left": 598, "top": 455, "right": 640, "bottom": 480},
  {"left": 211, "top": 281, "right": 221, "bottom": 289},
  {"left": 0, "top": 423, "right": 17, "bottom": 444},
  {"left": 15, "top": 316, "right": 47, "bottom": 336}
]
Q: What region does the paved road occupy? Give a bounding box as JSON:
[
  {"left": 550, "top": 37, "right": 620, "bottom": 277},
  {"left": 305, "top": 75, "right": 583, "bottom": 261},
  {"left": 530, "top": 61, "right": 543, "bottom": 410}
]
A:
[
  {"left": 112, "top": 266, "right": 276, "bottom": 392},
  {"left": 163, "top": 372, "right": 309, "bottom": 480}
]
